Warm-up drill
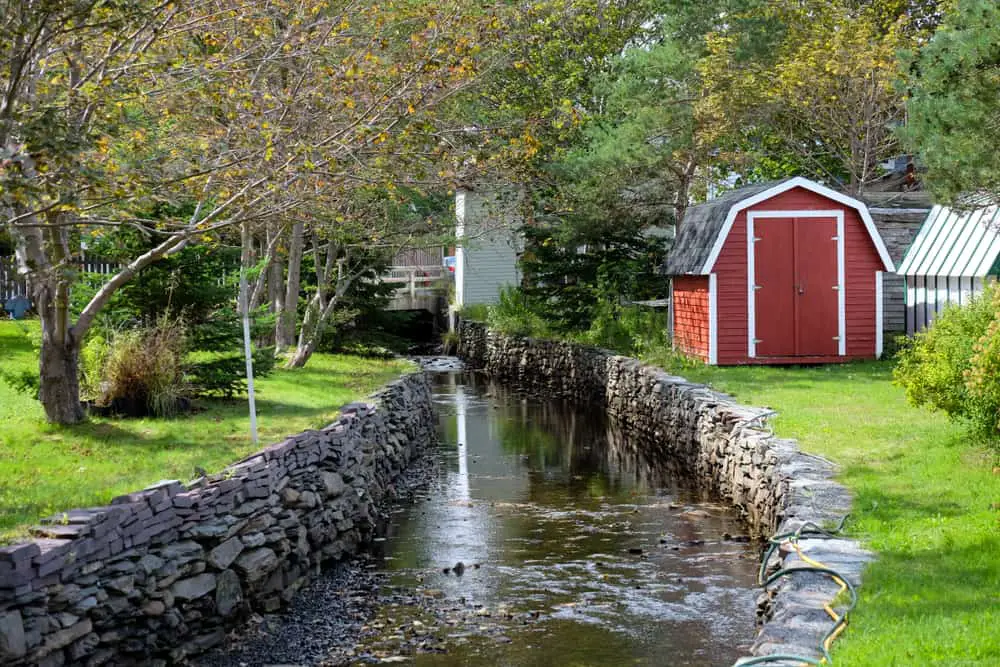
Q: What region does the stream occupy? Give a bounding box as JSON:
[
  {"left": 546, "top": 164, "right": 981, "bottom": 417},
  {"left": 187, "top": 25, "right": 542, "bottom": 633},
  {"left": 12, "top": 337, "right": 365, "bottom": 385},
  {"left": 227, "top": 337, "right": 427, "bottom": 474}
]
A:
[{"left": 204, "top": 368, "right": 760, "bottom": 666}]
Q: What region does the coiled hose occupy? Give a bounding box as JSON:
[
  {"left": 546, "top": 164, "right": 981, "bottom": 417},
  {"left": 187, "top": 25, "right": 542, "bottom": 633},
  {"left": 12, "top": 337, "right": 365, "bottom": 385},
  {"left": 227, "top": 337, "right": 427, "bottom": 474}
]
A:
[{"left": 734, "top": 516, "right": 858, "bottom": 666}]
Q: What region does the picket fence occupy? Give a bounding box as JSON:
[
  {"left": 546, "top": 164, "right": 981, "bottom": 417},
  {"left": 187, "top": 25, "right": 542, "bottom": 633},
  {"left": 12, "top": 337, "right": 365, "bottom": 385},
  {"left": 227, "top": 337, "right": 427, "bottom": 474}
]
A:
[{"left": 0, "top": 255, "right": 119, "bottom": 304}]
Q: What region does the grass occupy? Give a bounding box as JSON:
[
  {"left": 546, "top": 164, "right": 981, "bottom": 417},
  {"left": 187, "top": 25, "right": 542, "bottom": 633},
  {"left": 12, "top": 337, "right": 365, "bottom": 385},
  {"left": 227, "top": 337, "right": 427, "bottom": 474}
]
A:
[
  {"left": 0, "top": 320, "right": 413, "bottom": 542},
  {"left": 644, "top": 353, "right": 1000, "bottom": 666}
]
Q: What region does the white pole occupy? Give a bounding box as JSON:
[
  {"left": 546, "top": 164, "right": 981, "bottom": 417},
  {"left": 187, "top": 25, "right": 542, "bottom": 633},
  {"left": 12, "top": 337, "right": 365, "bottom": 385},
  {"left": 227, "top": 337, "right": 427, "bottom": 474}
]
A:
[{"left": 239, "top": 223, "right": 259, "bottom": 445}]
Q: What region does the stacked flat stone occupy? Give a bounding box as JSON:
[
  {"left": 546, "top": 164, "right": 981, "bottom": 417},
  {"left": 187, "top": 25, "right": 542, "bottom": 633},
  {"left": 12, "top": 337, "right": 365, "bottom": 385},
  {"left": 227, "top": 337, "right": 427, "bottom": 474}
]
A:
[
  {"left": 0, "top": 373, "right": 436, "bottom": 666},
  {"left": 457, "top": 321, "right": 872, "bottom": 665}
]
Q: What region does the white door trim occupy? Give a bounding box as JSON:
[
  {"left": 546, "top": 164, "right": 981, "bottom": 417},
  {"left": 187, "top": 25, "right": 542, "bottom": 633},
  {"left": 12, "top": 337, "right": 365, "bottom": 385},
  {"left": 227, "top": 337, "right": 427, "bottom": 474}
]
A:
[
  {"left": 747, "top": 210, "right": 846, "bottom": 358},
  {"left": 708, "top": 273, "right": 718, "bottom": 365},
  {"left": 701, "top": 176, "right": 894, "bottom": 274},
  {"left": 875, "top": 271, "right": 884, "bottom": 358}
]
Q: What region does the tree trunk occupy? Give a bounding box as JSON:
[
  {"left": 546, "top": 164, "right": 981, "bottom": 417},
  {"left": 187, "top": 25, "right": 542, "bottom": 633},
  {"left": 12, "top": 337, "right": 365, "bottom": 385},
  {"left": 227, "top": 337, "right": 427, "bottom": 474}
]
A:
[
  {"left": 276, "top": 221, "right": 303, "bottom": 352},
  {"left": 35, "top": 269, "right": 85, "bottom": 424},
  {"left": 285, "top": 247, "right": 357, "bottom": 369},
  {"left": 38, "top": 332, "right": 85, "bottom": 424},
  {"left": 285, "top": 334, "right": 317, "bottom": 368},
  {"left": 285, "top": 292, "right": 322, "bottom": 369}
]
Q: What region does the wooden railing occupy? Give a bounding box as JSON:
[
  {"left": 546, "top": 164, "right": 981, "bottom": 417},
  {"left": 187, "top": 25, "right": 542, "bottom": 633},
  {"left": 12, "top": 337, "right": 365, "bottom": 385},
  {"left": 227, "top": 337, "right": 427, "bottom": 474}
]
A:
[{"left": 381, "top": 265, "right": 450, "bottom": 298}]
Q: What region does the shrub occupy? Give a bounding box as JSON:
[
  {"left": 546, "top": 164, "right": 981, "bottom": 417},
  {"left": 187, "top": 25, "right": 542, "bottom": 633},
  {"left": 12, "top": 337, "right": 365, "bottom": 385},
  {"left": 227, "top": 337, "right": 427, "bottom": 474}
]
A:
[
  {"left": 459, "top": 303, "right": 490, "bottom": 323},
  {"left": 894, "top": 285, "right": 998, "bottom": 427},
  {"left": 487, "top": 287, "right": 551, "bottom": 337},
  {"left": 575, "top": 300, "right": 669, "bottom": 356},
  {"left": 965, "top": 289, "right": 1000, "bottom": 439},
  {"left": 95, "top": 318, "right": 189, "bottom": 417},
  {"left": 186, "top": 348, "right": 276, "bottom": 399},
  {"left": 440, "top": 330, "right": 460, "bottom": 354}
]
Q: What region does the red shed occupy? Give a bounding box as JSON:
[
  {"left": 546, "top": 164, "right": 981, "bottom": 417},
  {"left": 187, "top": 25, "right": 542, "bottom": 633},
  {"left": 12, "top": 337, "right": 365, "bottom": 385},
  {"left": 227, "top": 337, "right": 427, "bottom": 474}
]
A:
[{"left": 664, "top": 178, "right": 894, "bottom": 365}]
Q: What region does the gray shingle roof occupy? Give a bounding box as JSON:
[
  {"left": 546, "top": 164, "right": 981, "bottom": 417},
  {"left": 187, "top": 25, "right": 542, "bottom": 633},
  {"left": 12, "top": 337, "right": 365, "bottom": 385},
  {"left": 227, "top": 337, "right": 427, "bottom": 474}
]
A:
[{"left": 663, "top": 180, "right": 787, "bottom": 275}]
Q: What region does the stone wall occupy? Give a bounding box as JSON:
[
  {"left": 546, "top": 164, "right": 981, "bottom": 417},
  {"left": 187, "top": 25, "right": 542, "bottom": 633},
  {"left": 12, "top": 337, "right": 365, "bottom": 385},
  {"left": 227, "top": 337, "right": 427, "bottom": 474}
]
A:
[
  {"left": 458, "top": 322, "right": 872, "bottom": 664},
  {"left": 0, "top": 373, "right": 436, "bottom": 667}
]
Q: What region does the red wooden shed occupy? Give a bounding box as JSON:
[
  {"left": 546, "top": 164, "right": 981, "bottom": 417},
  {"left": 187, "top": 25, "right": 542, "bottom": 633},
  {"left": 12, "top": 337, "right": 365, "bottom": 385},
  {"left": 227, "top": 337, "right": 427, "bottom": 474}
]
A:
[{"left": 663, "top": 177, "right": 895, "bottom": 365}]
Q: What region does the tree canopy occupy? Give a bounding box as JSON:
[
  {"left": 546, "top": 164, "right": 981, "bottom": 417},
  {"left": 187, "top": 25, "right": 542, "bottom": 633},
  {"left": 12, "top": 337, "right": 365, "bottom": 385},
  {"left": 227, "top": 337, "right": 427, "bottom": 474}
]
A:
[{"left": 903, "top": 0, "right": 1000, "bottom": 204}]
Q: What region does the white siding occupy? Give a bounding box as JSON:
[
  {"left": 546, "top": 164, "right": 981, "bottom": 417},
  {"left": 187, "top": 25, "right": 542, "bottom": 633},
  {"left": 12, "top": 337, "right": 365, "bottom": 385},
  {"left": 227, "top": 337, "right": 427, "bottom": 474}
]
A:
[
  {"left": 455, "top": 188, "right": 522, "bottom": 306},
  {"left": 905, "top": 275, "right": 993, "bottom": 333}
]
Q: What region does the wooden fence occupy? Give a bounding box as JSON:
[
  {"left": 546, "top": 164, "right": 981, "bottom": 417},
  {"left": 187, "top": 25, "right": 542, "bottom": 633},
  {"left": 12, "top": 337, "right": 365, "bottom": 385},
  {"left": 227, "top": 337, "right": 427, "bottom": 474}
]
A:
[
  {"left": 0, "top": 254, "right": 26, "bottom": 301},
  {"left": 1, "top": 255, "right": 120, "bottom": 305}
]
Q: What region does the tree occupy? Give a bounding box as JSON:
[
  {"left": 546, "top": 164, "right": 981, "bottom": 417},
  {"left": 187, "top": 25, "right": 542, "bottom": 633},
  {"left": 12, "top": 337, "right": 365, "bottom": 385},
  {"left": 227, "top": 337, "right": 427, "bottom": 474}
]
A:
[
  {"left": 698, "top": 0, "right": 920, "bottom": 193},
  {"left": 2, "top": 0, "right": 498, "bottom": 423},
  {"left": 902, "top": 0, "right": 1000, "bottom": 203}
]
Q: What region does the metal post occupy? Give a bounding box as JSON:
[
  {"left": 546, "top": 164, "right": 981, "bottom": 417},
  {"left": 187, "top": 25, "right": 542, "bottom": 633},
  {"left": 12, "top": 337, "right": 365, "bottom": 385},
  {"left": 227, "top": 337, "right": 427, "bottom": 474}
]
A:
[{"left": 239, "top": 223, "right": 259, "bottom": 446}]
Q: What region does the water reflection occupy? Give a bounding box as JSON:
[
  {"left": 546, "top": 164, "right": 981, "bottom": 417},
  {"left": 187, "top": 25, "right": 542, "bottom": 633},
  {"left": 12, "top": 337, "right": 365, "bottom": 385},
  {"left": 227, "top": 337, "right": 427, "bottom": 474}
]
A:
[{"left": 368, "top": 372, "right": 758, "bottom": 666}]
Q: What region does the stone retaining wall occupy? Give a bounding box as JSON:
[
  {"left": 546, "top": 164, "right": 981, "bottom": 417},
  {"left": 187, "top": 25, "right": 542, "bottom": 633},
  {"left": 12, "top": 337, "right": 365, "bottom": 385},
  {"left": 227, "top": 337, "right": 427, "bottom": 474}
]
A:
[
  {"left": 0, "top": 372, "right": 436, "bottom": 667},
  {"left": 458, "top": 322, "right": 872, "bottom": 664}
]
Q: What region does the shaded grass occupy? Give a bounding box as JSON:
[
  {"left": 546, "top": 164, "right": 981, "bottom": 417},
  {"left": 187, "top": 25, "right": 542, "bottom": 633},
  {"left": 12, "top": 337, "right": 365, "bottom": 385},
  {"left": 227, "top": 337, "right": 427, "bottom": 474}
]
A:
[
  {"left": 644, "top": 354, "right": 1000, "bottom": 665},
  {"left": 0, "top": 320, "right": 413, "bottom": 541}
]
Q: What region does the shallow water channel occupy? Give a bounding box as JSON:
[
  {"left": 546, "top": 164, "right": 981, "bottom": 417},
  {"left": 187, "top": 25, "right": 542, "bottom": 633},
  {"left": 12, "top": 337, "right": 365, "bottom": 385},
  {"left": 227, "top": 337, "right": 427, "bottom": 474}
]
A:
[
  {"left": 202, "top": 370, "right": 761, "bottom": 667},
  {"left": 356, "top": 372, "right": 760, "bottom": 666}
]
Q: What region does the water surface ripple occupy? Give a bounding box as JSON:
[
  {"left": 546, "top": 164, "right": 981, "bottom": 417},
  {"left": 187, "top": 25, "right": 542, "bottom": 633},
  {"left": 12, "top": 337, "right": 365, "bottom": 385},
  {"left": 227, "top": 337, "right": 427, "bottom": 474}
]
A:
[{"left": 358, "top": 372, "right": 759, "bottom": 666}]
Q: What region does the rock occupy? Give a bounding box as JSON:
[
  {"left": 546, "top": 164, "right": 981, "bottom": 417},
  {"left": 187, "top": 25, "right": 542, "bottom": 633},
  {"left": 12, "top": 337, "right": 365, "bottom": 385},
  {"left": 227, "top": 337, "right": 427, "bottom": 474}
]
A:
[
  {"left": 298, "top": 491, "right": 319, "bottom": 508},
  {"left": 66, "top": 632, "right": 100, "bottom": 661},
  {"left": 207, "top": 537, "right": 243, "bottom": 570},
  {"left": 170, "top": 573, "right": 217, "bottom": 601},
  {"left": 321, "top": 472, "right": 346, "bottom": 498},
  {"left": 137, "top": 553, "right": 165, "bottom": 577},
  {"left": 627, "top": 547, "right": 644, "bottom": 555},
  {"left": 41, "top": 618, "right": 92, "bottom": 653},
  {"left": 452, "top": 562, "right": 465, "bottom": 576},
  {"left": 241, "top": 532, "right": 266, "bottom": 548},
  {"left": 142, "top": 601, "right": 166, "bottom": 617},
  {"left": 53, "top": 613, "right": 78, "bottom": 629},
  {"left": 105, "top": 575, "right": 135, "bottom": 595},
  {"left": 280, "top": 488, "right": 301, "bottom": 505},
  {"left": 215, "top": 569, "right": 243, "bottom": 617},
  {"left": 235, "top": 547, "right": 278, "bottom": 584},
  {"left": 0, "top": 611, "right": 26, "bottom": 661}
]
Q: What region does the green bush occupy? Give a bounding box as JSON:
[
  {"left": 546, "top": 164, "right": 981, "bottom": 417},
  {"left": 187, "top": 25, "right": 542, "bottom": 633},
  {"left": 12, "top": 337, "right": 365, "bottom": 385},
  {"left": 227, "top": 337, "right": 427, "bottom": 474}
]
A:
[
  {"left": 459, "top": 303, "right": 490, "bottom": 323},
  {"left": 575, "top": 300, "right": 669, "bottom": 356},
  {"left": 186, "top": 348, "right": 276, "bottom": 399},
  {"left": 440, "top": 330, "right": 460, "bottom": 354},
  {"left": 894, "top": 285, "right": 999, "bottom": 436},
  {"left": 486, "top": 287, "right": 551, "bottom": 337},
  {"left": 966, "top": 289, "right": 1000, "bottom": 439}
]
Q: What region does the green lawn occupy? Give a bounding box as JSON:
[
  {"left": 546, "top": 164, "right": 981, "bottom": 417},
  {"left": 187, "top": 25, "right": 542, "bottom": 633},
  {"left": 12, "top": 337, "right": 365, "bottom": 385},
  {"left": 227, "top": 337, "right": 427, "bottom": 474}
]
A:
[
  {"left": 646, "top": 355, "right": 1000, "bottom": 666},
  {"left": 0, "top": 320, "right": 413, "bottom": 541}
]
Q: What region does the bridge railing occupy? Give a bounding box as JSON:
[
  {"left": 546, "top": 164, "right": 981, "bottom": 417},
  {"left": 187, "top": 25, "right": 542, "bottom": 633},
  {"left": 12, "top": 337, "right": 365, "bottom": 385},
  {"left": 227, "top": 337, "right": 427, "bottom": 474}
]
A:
[{"left": 381, "top": 265, "right": 450, "bottom": 298}]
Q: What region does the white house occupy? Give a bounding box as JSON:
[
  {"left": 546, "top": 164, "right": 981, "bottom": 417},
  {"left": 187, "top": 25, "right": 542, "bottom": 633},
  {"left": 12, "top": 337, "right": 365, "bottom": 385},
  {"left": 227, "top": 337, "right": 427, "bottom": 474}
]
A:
[{"left": 454, "top": 187, "right": 522, "bottom": 307}]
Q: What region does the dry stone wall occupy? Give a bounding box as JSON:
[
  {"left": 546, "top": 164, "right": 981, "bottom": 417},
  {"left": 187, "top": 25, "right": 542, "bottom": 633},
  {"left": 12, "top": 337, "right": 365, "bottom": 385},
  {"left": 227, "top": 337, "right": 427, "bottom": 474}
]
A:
[
  {"left": 458, "top": 322, "right": 872, "bottom": 665},
  {"left": 0, "top": 372, "right": 435, "bottom": 667}
]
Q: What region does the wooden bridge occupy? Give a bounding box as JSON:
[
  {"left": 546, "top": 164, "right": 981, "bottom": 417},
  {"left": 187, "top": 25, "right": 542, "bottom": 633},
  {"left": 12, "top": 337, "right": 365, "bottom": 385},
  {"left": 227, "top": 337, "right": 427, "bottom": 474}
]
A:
[{"left": 381, "top": 264, "right": 451, "bottom": 313}]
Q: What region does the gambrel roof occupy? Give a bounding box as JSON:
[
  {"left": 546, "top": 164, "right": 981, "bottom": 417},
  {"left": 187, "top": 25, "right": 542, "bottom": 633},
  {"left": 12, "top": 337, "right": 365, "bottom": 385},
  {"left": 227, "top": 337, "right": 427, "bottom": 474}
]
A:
[
  {"left": 662, "top": 181, "right": 780, "bottom": 275},
  {"left": 663, "top": 177, "right": 894, "bottom": 275}
]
